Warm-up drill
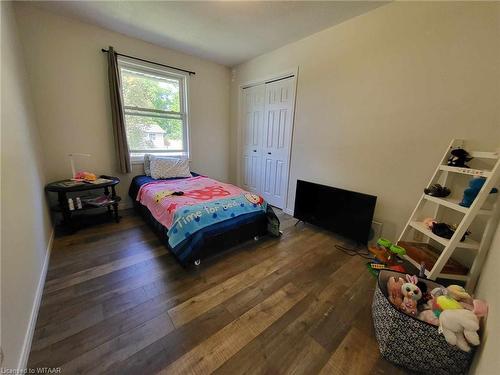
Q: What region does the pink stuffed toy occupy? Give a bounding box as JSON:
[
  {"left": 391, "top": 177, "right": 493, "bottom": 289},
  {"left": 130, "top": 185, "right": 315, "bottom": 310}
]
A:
[
  {"left": 400, "top": 275, "right": 422, "bottom": 316},
  {"left": 387, "top": 276, "right": 405, "bottom": 307}
]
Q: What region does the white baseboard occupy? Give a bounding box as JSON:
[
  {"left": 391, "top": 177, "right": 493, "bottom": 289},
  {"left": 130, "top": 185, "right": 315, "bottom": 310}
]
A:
[
  {"left": 17, "top": 228, "right": 54, "bottom": 370},
  {"left": 283, "top": 208, "right": 294, "bottom": 216}
]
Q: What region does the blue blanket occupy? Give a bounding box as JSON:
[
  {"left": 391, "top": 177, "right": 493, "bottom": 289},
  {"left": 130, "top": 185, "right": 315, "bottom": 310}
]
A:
[{"left": 167, "top": 194, "right": 267, "bottom": 248}]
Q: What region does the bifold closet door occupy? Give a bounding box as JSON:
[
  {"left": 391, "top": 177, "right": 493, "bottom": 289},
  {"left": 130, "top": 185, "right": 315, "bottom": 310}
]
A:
[
  {"left": 260, "top": 77, "right": 295, "bottom": 208},
  {"left": 241, "top": 84, "right": 265, "bottom": 193}
]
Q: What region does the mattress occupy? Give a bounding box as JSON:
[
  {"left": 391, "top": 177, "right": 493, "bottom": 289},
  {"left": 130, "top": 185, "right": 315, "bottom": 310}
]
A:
[{"left": 129, "top": 174, "right": 275, "bottom": 266}]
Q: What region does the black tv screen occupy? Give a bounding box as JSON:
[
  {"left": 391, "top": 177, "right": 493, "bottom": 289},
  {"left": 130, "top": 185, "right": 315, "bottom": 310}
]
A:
[{"left": 293, "top": 180, "right": 377, "bottom": 245}]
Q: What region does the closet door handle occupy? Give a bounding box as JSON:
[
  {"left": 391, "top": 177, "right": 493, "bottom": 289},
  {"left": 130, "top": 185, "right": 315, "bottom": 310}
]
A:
[
  {"left": 267, "top": 152, "right": 272, "bottom": 155},
  {"left": 253, "top": 150, "right": 257, "bottom": 152}
]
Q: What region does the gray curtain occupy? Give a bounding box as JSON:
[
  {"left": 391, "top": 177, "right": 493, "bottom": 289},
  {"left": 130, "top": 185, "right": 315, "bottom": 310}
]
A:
[{"left": 107, "top": 46, "right": 131, "bottom": 174}]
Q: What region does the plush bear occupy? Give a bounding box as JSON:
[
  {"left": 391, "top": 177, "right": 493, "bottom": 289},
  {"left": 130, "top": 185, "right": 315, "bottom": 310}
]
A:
[
  {"left": 459, "top": 177, "right": 498, "bottom": 208},
  {"left": 438, "top": 309, "right": 480, "bottom": 352},
  {"left": 387, "top": 276, "right": 405, "bottom": 307},
  {"left": 447, "top": 148, "right": 472, "bottom": 168}
]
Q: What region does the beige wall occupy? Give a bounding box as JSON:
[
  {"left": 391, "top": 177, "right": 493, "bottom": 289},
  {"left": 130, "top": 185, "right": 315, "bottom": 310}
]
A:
[
  {"left": 230, "top": 1, "right": 500, "bottom": 239},
  {"left": 471, "top": 221, "right": 500, "bottom": 374},
  {"left": 14, "top": 4, "right": 231, "bottom": 206},
  {"left": 1, "top": 1, "right": 53, "bottom": 369}
]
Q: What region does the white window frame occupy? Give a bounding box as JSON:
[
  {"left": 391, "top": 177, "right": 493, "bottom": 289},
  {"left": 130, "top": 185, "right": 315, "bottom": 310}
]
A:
[{"left": 117, "top": 57, "right": 190, "bottom": 163}]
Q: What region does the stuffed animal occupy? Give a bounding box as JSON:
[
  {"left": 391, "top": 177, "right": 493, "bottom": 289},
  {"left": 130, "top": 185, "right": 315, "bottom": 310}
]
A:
[
  {"left": 459, "top": 177, "right": 498, "bottom": 208},
  {"left": 447, "top": 285, "right": 474, "bottom": 309},
  {"left": 447, "top": 148, "right": 472, "bottom": 168},
  {"left": 400, "top": 275, "right": 422, "bottom": 316},
  {"left": 438, "top": 309, "right": 480, "bottom": 352},
  {"left": 431, "top": 287, "right": 463, "bottom": 317},
  {"left": 425, "top": 221, "right": 470, "bottom": 242},
  {"left": 418, "top": 309, "right": 439, "bottom": 326},
  {"left": 387, "top": 276, "right": 405, "bottom": 307},
  {"left": 472, "top": 299, "right": 488, "bottom": 318},
  {"left": 423, "top": 217, "right": 437, "bottom": 230},
  {"left": 424, "top": 184, "right": 451, "bottom": 198}
]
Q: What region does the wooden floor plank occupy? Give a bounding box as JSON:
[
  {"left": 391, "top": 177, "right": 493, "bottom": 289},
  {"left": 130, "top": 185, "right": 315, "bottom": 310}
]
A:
[
  {"left": 28, "top": 209, "right": 408, "bottom": 374},
  {"left": 318, "top": 327, "right": 380, "bottom": 375},
  {"left": 159, "top": 283, "right": 306, "bottom": 375},
  {"left": 44, "top": 246, "right": 168, "bottom": 293},
  {"left": 167, "top": 231, "right": 322, "bottom": 328}
]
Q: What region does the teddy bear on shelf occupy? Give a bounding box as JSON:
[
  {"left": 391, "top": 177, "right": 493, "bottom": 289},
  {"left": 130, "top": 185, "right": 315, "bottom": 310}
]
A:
[
  {"left": 459, "top": 177, "right": 498, "bottom": 208},
  {"left": 447, "top": 148, "right": 472, "bottom": 168},
  {"left": 400, "top": 275, "right": 422, "bottom": 316}
]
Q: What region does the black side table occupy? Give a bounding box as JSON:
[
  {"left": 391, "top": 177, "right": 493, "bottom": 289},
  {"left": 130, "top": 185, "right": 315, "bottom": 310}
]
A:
[{"left": 46, "top": 175, "right": 121, "bottom": 232}]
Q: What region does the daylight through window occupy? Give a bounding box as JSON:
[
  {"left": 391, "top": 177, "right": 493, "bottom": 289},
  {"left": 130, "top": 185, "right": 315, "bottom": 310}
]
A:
[{"left": 118, "top": 58, "right": 189, "bottom": 159}]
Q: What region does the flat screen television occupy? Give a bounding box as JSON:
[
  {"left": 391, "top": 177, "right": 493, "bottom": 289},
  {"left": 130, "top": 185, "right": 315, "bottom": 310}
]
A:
[{"left": 293, "top": 180, "right": 377, "bottom": 245}]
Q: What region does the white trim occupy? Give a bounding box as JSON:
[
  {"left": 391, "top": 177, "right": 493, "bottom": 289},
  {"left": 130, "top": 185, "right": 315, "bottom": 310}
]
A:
[
  {"left": 117, "top": 57, "right": 190, "bottom": 158},
  {"left": 17, "top": 228, "right": 54, "bottom": 370},
  {"left": 283, "top": 208, "right": 294, "bottom": 216},
  {"left": 237, "top": 67, "right": 299, "bottom": 212}
]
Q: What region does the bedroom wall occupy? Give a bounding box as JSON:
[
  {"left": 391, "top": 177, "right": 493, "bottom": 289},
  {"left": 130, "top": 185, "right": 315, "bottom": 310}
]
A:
[
  {"left": 471, "top": 221, "right": 500, "bottom": 374},
  {"left": 13, "top": 3, "right": 231, "bottom": 206},
  {"left": 230, "top": 1, "right": 500, "bottom": 240},
  {"left": 1, "top": 1, "right": 53, "bottom": 369}
]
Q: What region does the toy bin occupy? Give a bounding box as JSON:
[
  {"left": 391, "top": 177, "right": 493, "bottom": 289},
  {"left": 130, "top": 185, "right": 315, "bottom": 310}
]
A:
[{"left": 371, "top": 270, "right": 475, "bottom": 375}]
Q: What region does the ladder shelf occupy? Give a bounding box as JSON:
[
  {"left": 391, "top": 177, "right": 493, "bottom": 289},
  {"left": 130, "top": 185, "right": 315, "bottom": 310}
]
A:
[
  {"left": 397, "top": 139, "right": 500, "bottom": 292},
  {"left": 421, "top": 194, "right": 493, "bottom": 216}
]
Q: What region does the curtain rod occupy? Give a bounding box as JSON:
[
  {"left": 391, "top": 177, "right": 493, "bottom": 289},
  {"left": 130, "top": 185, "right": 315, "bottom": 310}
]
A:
[{"left": 101, "top": 48, "right": 196, "bottom": 76}]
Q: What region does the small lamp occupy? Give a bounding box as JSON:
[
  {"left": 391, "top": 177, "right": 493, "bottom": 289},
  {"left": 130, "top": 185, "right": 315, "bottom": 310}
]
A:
[{"left": 68, "top": 153, "right": 91, "bottom": 179}]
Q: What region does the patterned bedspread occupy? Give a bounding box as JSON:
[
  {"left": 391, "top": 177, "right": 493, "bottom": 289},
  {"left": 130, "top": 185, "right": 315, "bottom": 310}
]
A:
[{"left": 137, "top": 176, "right": 268, "bottom": 248}]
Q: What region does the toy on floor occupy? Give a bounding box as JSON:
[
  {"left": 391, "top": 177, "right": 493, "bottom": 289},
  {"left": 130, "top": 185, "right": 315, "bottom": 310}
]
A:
[
  {"left": 447, "top": 148, "right": 472, "bottom": 168},
  {"left": 424, "top": 184, "right": 451, "bottom": 198},
  {"left": 459, "top": 177, "right": 498, "bottom": 208},
  {"left": 400, "top": 275, "right": 422, "bottom": 316},
  {"left": 369, "top": 238, "right": 406, "bottom": 265},
  {"left": 368, "top": 239, "right": 407, "bottom": 275}
]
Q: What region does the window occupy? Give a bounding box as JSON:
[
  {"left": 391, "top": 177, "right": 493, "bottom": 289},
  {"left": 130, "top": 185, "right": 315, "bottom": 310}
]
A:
[{"left": 118, "top": 58, "right": 189, "bottom": 161}]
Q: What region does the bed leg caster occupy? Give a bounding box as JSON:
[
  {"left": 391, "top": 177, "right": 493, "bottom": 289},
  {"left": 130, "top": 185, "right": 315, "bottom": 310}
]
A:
[
  {"left": 194, "top": 259, "right": 201, "bottom": 266},
  {"left": 254, "top": 236, "right": 259, "bottom": 241}
]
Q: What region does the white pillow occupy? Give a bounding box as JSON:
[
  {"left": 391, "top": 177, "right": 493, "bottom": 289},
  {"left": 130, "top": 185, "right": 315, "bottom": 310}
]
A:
[
  {"left": 150, "top": 156, "right": 191, "bottom": 179},
  {"left": 143, "top": 154, "right": 153, "bottom": 176}
]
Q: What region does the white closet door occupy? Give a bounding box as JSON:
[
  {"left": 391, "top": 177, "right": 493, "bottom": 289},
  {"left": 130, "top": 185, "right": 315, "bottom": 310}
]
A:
[
  {"left": 241, "top": 84, "right": 265, "bottom": 193},
  {"left": 260, "top": 77, "right": 295, "bottom": 208}
]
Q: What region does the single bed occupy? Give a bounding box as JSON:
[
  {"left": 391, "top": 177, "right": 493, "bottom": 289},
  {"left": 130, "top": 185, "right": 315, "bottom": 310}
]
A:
[{"left": 129, "top": 173, "right": 279, "bottom": 266}]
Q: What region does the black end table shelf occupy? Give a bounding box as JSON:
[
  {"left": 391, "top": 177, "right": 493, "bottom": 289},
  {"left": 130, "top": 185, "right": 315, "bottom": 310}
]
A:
[{"left": 46, "top": 175, "right": 121, "bottom": 232}]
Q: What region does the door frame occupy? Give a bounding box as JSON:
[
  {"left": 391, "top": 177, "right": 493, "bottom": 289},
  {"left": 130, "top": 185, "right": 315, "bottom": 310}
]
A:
[{"left": 237, "top": 67, "right": 299, "bottom": 212}]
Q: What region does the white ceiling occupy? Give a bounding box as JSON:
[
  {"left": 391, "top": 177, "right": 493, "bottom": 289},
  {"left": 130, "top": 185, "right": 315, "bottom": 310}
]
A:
[{"left": 32, "top": 1, "right": 387, "bottom": 66}]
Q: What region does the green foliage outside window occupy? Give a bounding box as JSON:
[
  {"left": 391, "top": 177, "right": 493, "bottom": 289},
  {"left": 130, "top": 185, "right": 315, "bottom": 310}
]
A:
[{"left": 121, "top": 68, "right": 184, "bottom": 150}]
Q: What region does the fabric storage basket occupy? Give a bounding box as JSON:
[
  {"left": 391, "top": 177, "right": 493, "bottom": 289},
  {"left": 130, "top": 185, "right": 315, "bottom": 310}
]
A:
[{"left": 372, "top": 270, "right": 475, "bottom": 374}]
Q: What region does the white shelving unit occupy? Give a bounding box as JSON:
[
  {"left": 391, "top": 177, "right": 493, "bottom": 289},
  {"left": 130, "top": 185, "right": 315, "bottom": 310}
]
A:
[{"left": 396, "top": 139, "right": 500, "bottom": 292}]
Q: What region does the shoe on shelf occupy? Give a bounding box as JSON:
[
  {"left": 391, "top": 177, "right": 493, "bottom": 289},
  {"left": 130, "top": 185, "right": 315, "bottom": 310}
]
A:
[{"left": 424, "top": 184, "right": 451, "bottom": 198}]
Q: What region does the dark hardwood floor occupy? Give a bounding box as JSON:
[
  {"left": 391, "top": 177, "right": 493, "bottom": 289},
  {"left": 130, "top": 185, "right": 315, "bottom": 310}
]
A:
[{"left": 28, "top": 209, "right": 408, "bottom": 374}]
